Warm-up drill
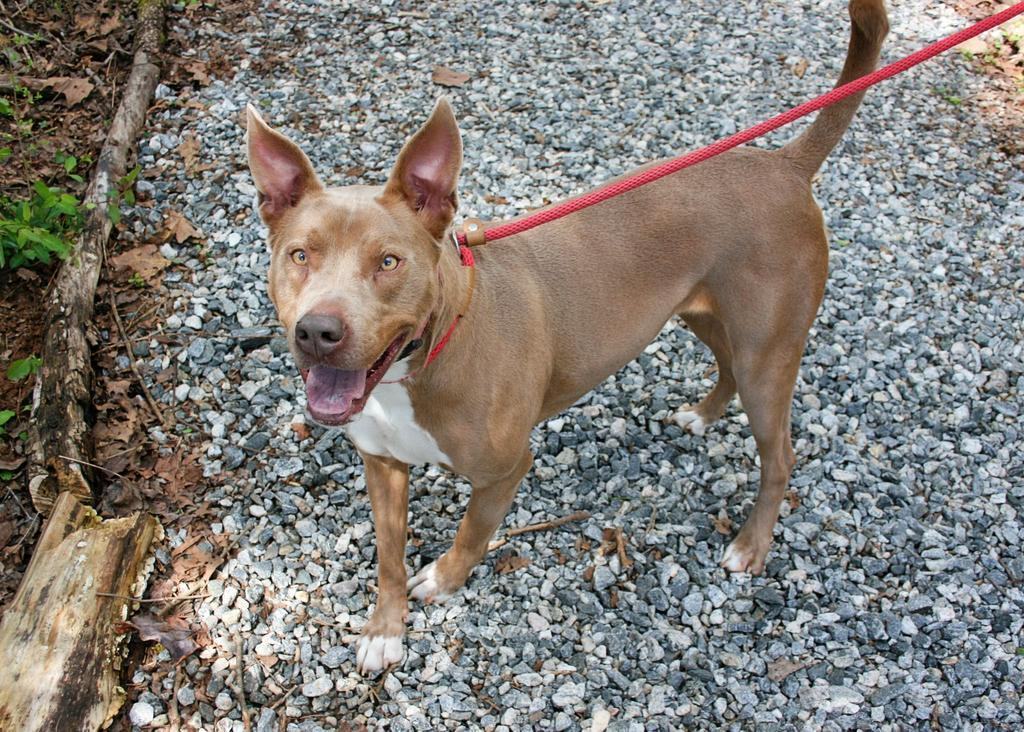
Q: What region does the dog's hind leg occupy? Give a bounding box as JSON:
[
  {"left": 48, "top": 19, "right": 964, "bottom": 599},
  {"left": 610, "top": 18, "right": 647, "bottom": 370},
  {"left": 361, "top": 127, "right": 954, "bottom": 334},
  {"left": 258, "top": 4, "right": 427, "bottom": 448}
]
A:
[
  {"left": 673, "top": 311, "right": 737, "bottom": 435},
  {"left": 719, "top": 337, "right": 803, "bottom": 574}
]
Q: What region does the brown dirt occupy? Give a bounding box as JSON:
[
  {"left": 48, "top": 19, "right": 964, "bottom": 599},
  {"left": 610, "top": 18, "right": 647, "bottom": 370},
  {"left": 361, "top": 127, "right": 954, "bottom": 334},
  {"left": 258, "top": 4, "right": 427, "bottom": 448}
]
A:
[
  {"left": 0, "top": 0, "right": 136, "bottom": 615},
  {"left": 955, "top": 0, "right": 1024, "bottom": 154}
]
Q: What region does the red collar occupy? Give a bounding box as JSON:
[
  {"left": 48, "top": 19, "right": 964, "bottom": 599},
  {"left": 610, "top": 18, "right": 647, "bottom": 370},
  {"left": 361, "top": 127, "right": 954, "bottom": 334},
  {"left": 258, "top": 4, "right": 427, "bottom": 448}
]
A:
[{"left": 423, "top": 241, "right": 475, "bottom": 366}]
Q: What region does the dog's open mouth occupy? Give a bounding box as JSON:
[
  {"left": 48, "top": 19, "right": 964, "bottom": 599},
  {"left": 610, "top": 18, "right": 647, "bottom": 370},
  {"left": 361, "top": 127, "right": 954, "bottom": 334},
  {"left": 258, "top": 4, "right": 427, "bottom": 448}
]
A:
[{"left": 302, "top": 332, "right": 408, "bottom": 425}]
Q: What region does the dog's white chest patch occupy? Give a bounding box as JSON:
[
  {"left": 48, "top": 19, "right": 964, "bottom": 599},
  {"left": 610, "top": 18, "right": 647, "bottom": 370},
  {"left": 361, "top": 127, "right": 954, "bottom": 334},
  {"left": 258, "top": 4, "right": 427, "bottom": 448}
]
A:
[{"left": 344, "top": 363, "right": 450, "bottom": 466}]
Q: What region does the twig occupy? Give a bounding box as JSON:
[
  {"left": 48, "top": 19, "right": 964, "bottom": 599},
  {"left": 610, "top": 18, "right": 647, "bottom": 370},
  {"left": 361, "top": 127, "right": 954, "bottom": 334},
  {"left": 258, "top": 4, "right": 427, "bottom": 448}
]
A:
[
  {"left": 488, "top": 510, "right": 590, "bottom": 550},
  {"left": 234, "top": 635, "right": 252, "bottom": 732},
  {"left": 167, "top": 666, "right": 181, "bottom": 732},
  {"left": 0, "top": 16, "right": 38, "bottom": 43},
  {"left": 350, "top": 670, "right": 390, "bottom": 710},
  {"left": 95, "top": 592, "right": 211, "bottom": 603},
  {"left": 269, "top": 683, "right": 298, "bottom": 711},
  {"left": 58, "top": 454, "right": 126, "bottom": 480},
  {"left": 109, "top": 291, "right": 167, "bottom": 429}
]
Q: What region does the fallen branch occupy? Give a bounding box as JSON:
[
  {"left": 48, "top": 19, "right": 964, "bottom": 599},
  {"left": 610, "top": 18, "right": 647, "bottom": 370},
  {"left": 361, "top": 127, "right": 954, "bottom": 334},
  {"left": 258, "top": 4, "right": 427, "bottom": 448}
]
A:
[
  {"left": 27, "top": 0, "right": 166, "bottom": 513},
  {"left": 0, "top": 493, "right": 160, "bottom": 731},
  {"left": 488, "top": 510, "right": 590, "bottom": 551}
]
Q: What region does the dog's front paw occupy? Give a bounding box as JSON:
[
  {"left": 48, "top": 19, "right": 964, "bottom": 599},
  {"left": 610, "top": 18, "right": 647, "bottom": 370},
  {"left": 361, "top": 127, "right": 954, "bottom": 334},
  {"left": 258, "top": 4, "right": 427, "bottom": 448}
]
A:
[
  {"left": 721, "top": 530, "right": 771, "bottom": 575},
  {"left": 672, "top": 408, "right": 707, "bottom": 436},
  {"left": 355, "top": 632, "right": 404, "bottom": 675},
  {"left": 407, "top": 556, "right": 462, "bottom": 604},
  {"left": 355, "top": 613, "right": 405, "bottom": 675}
]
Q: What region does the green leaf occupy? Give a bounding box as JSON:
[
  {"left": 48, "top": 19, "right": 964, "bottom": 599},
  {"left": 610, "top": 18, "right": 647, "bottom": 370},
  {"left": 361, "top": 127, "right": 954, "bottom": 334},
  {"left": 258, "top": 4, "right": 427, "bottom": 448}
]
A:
[
  {"left": 107, "top": 203, "right": 121, "bottom": 225},
  {"left": 6, "top": 355, "right": 41, "bottom": 381},
  {"left": 0, "top": 409, "right": 14, "bottom": 427}
]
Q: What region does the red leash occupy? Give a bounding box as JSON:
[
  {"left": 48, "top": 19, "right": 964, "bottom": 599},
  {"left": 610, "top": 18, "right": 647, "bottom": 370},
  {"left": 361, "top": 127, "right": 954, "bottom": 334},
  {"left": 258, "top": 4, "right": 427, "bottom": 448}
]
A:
[{"left": 456, "top": 2, "right": 1024, "bottom": 246}]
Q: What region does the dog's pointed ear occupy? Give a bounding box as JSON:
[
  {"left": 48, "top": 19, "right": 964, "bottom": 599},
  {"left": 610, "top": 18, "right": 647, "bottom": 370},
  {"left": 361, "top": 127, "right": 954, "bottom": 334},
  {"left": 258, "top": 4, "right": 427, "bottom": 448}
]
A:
[
  {"left": 382, "top": 98, "right": 462, "bottom": 239},
  {"left": 246, "top": 103, "right": 323, "bottom": 223}
]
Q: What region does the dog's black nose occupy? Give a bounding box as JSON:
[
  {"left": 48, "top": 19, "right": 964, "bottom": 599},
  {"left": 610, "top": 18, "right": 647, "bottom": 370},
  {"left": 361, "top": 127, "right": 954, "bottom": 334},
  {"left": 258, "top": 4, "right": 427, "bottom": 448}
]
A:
[{"left": 295, "top": 313, "right": 345, "bottom": 358}]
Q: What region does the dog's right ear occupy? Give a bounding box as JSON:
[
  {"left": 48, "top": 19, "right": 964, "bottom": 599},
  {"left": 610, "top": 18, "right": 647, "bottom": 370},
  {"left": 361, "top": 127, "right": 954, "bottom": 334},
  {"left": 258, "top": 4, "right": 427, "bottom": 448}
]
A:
[{"left": 246, "top": 104, "right": 323, "bottom": 223}]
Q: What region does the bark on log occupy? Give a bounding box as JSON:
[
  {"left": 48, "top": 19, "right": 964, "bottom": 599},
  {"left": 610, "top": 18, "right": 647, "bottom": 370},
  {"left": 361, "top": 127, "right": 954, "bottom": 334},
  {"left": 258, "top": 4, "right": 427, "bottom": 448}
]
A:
[
  {"left": 0, "top": 493, "right": 160, "bottom": 731},
  {"left": 28, "top": 0, "right": 166, "bottom": 513}
]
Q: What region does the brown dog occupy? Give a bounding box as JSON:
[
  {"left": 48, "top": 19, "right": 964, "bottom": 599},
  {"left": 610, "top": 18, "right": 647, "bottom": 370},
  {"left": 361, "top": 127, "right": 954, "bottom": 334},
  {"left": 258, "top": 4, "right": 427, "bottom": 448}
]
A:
[{"left": 246, "top": 0, "right": 888, "bottom": 674}]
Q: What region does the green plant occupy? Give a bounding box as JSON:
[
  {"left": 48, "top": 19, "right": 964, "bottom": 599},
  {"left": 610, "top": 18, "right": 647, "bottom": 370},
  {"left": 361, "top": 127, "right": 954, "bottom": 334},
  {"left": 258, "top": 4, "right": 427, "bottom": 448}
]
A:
[
  {"left": 0, "top": 409, "right": 14, "bottom": 436},
  {"left": 106, "top": 164, "right": 141, "bottom": 225},
  {"left": 6, "top": 355, "right": 41, "bottom": 381},
  {"left": 934, "top": 86, "right": 963, "bottom": 106},
  {"left": 55, "top": 151, "right": 88, "bottom": 183},
  {"left": 128, "top": 271, "right": 146, "bottom": 288},
  {"left": 0, "top": 180, "right": 82, "bottom": 269}
]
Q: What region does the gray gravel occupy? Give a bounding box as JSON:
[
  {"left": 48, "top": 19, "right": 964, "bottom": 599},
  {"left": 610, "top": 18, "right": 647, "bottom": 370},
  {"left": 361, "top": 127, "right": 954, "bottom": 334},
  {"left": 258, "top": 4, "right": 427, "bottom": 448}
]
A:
[{"left": 123, "top": 0, "right": 1022, "bottom": 729}]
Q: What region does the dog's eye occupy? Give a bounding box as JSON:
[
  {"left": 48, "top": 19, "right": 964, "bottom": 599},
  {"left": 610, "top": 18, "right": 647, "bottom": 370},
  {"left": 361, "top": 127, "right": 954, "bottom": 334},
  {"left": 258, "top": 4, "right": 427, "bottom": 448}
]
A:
[
  {"left": 290, "top": 249, "right": 308, "bottom": 265},
  {"left": 379, "top": 254, "right": 400, "bottom": 272}
]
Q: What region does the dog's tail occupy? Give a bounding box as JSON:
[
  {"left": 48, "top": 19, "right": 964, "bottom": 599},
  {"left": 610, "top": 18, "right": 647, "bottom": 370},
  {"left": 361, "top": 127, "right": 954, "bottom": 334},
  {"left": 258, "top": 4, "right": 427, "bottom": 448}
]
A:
[{"left": 781, "top": 0, "right": 889, "bottom": 176}]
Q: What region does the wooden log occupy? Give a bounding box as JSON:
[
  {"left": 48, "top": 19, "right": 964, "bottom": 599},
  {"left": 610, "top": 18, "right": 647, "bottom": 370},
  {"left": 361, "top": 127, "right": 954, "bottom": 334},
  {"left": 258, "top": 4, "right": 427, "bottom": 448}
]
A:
[
  {"left": 27, "top": 0, "right": 166, "bottom": 513},
  {"left": 0, "top": 492, "right": 160, "bottom": 731}
]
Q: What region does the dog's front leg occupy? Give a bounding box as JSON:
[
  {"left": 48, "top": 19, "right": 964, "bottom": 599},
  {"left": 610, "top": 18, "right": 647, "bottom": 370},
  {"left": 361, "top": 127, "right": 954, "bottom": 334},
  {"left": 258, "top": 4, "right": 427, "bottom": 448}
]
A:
[
  {"left": 355, "top": 452, "right": 409, "bottom": 675},
  {"left": 408, "top": 448, "right": 534, "bottom": 603}
]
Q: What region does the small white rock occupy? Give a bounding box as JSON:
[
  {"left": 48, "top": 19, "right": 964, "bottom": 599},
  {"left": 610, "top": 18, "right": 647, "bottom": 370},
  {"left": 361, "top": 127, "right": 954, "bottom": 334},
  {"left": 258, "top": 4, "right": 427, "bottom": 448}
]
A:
[{"left": 129, "top": 700, "right": 154, "bottom": 726}]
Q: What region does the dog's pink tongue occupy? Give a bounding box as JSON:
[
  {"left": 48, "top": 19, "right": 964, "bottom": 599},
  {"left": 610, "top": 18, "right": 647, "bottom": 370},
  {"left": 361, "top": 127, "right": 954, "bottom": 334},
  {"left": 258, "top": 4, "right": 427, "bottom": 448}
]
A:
[{"left": 305, "top": 366, "right": 366, "bottom": 417}]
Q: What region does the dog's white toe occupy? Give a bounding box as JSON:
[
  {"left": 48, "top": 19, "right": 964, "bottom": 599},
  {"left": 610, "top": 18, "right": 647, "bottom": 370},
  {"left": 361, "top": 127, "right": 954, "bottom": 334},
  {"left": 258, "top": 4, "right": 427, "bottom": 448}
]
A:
[
  {"left": 720, "top": 541, "right": 752, "bottom": 573},
  {"left": 407, "top": 561, "right": 453, "bottom": 604},
  {"left": 673, "top": 409, "right": 706, "bottom": 435},
  {"left": 355, "top": 634, "right": 404, "bottom": 675}
]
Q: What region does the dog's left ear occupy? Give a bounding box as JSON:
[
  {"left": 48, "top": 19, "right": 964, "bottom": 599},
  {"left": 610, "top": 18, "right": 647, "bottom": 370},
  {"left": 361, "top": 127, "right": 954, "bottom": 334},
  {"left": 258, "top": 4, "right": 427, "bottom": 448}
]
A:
[{"left": 382, "top": 98, "right": 462, "bottom": 239}]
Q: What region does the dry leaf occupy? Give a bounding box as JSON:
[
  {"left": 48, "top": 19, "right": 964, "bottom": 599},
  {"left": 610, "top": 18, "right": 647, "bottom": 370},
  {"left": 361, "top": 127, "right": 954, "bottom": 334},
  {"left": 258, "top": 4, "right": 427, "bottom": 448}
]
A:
[
  {"left": 791, "top": 58, "right": 809, "bottom": 79},
  {"left": 106, "top": 380, "right": 132, "bottom": 397},
  {"left": 495, "top": 552, "right": 531, "bottom": 575},
  {"left": 178, "top": 133, "right": 200, "bottom": 175},
  {"left": 767, "top": 658, "right": 807, "bottom": 682},
  {"left": 615, "top": 527, "right": 632, "bottom": 568},
  {"left": 431, "top": 66, "right": 470, "bottom": 87},
  {"left": 122, "top": 613, "right": 199, "bottom": 662},
  {"left": 50, "top": 77, "right": 94, "bottom": 106},
  {"left": 291, "top": 423, "right": 311, "bottom": 441},
  {"left": 955, "top": 37, "right": 987, "bottom": 55},
  {"left": 75, "top": 13, "right": 102, "bottom": 35},
  {"left": 0, "top": 457, "right": 24, "bottom": 471},
  {"left": 185, "top": 61, "right": 211, "bottom": 86},
  {"left": 164, "top": 210, "right": 203, "bottom": 244},
  {"left": 0, "top": 520, "right": 15, "bottom": 550},
  {"left": 713, "top": 510, "right": 733, "bottom": 535},
  {"left": 12, "top": 76, "right": 93, "bottom": 106},
  {"left": 99, "top": 16, "right": 122, "bottom": 36},
  {"left": 111, "top": 243, "right": 171, "bottom": 282}
]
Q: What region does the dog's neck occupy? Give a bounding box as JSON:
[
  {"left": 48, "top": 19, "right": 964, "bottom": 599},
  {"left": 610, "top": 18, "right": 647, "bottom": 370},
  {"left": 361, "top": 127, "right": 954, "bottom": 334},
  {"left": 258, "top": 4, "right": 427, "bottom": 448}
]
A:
[{"left": 413, "top": 232, "right": 475, "bottom": 370}]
